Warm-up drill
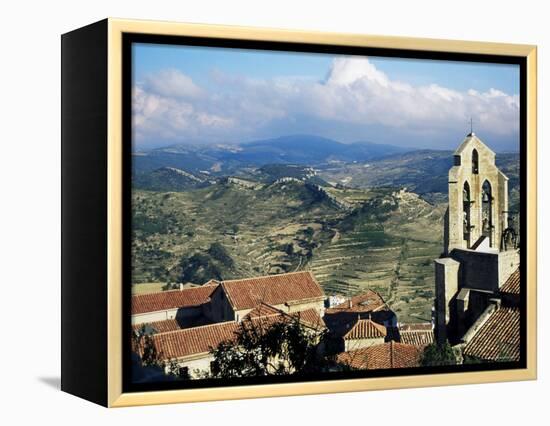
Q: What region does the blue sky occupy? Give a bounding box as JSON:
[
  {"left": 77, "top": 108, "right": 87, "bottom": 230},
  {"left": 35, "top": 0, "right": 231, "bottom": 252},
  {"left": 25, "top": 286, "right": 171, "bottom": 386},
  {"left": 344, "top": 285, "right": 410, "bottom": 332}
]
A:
[{"left": 132, "top": 43, "right": 520, "bottom": 152}]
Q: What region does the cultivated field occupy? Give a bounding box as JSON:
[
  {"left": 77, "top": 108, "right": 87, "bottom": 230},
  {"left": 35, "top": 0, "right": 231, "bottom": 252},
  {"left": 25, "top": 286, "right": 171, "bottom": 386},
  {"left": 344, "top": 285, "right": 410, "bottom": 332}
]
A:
[{"left": 132, "top": 179, "right": 445, "bottom": 323}]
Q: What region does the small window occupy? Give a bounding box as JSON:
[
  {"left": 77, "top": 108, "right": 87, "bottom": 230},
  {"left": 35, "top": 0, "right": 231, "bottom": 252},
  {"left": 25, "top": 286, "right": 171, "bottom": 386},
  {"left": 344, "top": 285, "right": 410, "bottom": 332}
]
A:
[
  {"left": 454, "top": 155, "right": 461, "bottom": 166},
  {"left": 178, "top": 366, "right": 189, "bottom": 378},
  {"left": 472, "top": 149, "right": 479, "bottom": 174}
]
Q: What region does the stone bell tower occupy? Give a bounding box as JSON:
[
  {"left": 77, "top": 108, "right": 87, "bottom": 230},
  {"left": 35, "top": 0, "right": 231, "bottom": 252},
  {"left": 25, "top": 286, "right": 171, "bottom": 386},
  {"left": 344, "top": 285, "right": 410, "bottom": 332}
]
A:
[
  {"left": 435, "top": 132, "right": 519, "bottom": 345},
  {"left": 444, "top": 132, "right": 509, "bottom": 255}
]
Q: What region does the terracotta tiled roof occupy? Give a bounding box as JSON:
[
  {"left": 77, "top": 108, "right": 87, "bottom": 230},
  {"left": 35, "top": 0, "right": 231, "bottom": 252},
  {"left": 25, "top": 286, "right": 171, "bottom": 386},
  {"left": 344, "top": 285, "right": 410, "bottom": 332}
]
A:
[
  {"left": 398, "top": 323, "right": 434, "bottom": 347},
  {"left": 500, "top": 268, "right": 520, "bottom": 295},
  {"left": 151, "top": 306, "right": 326, "bottom": 360},
  {"left": 220, "top": 271, "right": 324, "bottom": 311},
  {"left": 131, "top": 285, "right": 217, "bottom": 315},
  {"left": 152, "top": 321, "right": 239, "bottom": 360},
  {"left": 337, "top": 342, "right": 422, "bottom": 370},
  {"left": 325, "top": 290, "right": 386, "bottom": 314},
  {"left": 132, "top": 319, "right": 181, "bottom": 334},
  {"left": 463, "top": 308, "right": 520, "bottom": 362},
  {"left": 245, "top": 303, "right": 283, "bottom": 319},
  {"left": 294, "top": 309, "right": 326, "bottom": 330},
  {"left": 244, "top": 303, "right": 326, "bottom": 331},
  {"left": 344, "top": 319, "right": 387, "bottom": 340}
]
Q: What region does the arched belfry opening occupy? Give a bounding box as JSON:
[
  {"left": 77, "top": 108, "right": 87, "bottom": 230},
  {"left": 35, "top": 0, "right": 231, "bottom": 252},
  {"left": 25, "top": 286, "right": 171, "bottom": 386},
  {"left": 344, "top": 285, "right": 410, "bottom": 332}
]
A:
[
  {"left": 472, "top": 149, "right": 479, "bottom": 174},
  {"left": 481, "top": 180, "right": 493, "bottom": 244},
  {"left": 462, "top": 181, "right": 472, "bottom": 247},
  {"left": 445, "top": 133, "right": 510, "bottom": 253}
]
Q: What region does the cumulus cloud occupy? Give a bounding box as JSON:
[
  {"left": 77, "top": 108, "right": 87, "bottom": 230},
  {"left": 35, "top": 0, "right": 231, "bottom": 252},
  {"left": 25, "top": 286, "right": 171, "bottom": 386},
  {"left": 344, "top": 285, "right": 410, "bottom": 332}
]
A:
[
  {"left": 133, "top": 85, "right": 233, "bottom": 143},
  {"left": 144, "top": 68, "right": 203, "bottom": 99},
  {"left": 133, "top": 58, "right": 519, "bottom": 149}
]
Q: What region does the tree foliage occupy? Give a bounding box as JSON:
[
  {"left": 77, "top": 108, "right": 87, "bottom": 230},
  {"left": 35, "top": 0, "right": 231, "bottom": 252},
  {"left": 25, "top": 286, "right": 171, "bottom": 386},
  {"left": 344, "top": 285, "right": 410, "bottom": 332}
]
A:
[
  {"left": 210, "top": 317, "right": 327, "bottom": 378},
  {"left": 165, "top": 358, "right": 191, "bottom": 380},
  {"left": 132, "top": 326, "right": 162, "bottom": 368},
  {"left": 421, "top": 341, "right": 457, "bottom": 367}
]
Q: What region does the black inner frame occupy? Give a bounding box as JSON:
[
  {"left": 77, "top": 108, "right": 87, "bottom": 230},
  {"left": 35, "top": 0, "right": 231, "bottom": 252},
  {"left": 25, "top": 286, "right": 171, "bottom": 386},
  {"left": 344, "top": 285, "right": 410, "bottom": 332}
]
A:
[{"left": 122, "top": 32, "right": 528, "bottom": 394}]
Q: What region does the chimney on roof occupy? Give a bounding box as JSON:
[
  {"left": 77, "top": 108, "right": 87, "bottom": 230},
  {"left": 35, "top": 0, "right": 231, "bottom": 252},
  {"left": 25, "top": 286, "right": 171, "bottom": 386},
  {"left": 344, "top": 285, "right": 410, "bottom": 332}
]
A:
[
  {"left": 349, "top": 299, "right": 353, "bottom": 308},
  {"left": 179, "top": 283, "right": 184, "bottom": 291}
]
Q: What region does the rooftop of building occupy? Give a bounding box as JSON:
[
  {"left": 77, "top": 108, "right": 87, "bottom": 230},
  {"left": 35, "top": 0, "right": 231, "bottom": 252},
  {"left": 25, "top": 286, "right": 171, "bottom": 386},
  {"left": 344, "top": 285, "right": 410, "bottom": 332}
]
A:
[
  {"left": 463, "top": 307, "right": 520, "bottom": 362},
  {"left": 398, "top": 323, "right": 434, "bottom": 347},
  {"left": 343, "top": 318, "right": 387, "bottom": 340},
  {"left": 336, "top": 341, "right": 423, "bottom": 370},
  {"left": 131, "top": 285, "right": 218, "bottom": 315},
  {"left": 500, "top": 267, "right": 520, "bottom": 295},
  {"left": 219, "top": 271, "right": 325, "bottom": 311},
  {"left": 325, "top": 290, "right": 387, "bottom": 314},
  {"left": 132, "top": 319, "right": 181, "bottom": 334},
  {"left": 150, "top": 321, "right": 239, "bottom": 361},
  {"left": 454, "top": 133, "right": 495, "bottom": 157},
  {"left": 147, "top": 303, "right": 326, "bottom": 361},
  {"left": 244, "top": 302, "right": 326, "bottom": 331}
]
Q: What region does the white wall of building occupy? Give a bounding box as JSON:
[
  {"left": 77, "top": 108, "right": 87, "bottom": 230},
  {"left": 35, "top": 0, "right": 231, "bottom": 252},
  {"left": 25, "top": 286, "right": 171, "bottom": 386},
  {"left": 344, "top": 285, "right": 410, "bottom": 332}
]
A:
[{"left": 166, "top": 354, "right": 214, "bottom": 379}]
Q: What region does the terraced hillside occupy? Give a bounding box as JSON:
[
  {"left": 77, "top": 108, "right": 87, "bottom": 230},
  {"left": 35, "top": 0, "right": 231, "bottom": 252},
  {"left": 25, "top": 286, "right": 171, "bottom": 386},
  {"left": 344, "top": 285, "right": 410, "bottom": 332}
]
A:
[
  {"left": 132, "top": 180, "right": 341, "bottom": 284},
  {"left": 310, "top": 189, "right": 444, "bottom": 322},
  {"left": 318, "top": 150, "right": 520, "bottom": 206},
  {"left": 132, "top": 180, "right": 444, "bottom": 323}
]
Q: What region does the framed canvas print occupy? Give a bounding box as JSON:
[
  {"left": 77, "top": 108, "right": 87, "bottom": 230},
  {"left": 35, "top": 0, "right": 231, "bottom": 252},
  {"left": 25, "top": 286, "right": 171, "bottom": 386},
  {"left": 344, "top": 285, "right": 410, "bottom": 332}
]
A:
[{"left": 61, "top": 18, "right": 537, "bottom": 407}]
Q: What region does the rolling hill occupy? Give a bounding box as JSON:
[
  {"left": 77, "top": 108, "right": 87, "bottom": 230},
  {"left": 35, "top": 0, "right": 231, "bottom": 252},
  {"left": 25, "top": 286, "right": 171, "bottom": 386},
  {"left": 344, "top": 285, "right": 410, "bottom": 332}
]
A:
[
  {"left": 132, "top": 179, "right": 444, "bottom": 322},
  {"left": 133, "top": 167, "right": 214, "bottom": 192},
  {"left": 130, "top": 138, "right": 520, "bottom": 323}
]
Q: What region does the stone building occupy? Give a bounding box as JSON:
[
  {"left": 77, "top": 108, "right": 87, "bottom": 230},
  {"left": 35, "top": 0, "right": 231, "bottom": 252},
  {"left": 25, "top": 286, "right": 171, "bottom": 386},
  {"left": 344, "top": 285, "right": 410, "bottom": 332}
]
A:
[
  {"left": 207, "top": 271, "right": 326, "bottom": 323},
  {"left": 131, "top": 271, "right": 329, "bottom": 377},
  {"left": 445, "top": 132, "right": 509, "bottom": 254},
  {"left": 131, "top": 283, "right": 218, "bottom": 326},
  {"left": 131, "top": 271, "right": 325, "bottom": 327},
  {"left": 324, "top": 290, "right": 396, "bottom": 334},
  {"left": 434, "top": 133, "right": 520, "bottom": 346},
  {"left": 144, "top": 304, "right": 326, "bottom": 379},
  {"left": 342, "top": 318, "right": 387, "bottom": 351}
]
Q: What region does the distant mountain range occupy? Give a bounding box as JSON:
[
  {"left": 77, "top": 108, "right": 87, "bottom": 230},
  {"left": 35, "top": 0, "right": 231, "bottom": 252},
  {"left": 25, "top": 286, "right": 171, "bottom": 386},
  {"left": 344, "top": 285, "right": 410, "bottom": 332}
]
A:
[
  {"left": 133, "top": 134, "right": 412, "bottom": 175},
  {"left": 132, "top": 134, "right": 519, "bottom": 207},
  {"left": 234, "top": 134, "right": 411, "bottom": 165}
]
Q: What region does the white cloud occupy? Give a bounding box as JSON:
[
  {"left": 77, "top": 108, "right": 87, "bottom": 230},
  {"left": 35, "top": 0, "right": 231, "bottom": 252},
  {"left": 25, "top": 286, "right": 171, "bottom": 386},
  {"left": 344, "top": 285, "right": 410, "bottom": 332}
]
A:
[
  {"left": 326, "top": 57, "right": 390, "bottom": 87},
  {"left": 133, "top": 84, "right": 233, "bottom": 143},
  {"left": 133, "top": 58, "right": 520, "bottom": 147},
  {"left": 144, "top": 68, "right": 203, "bottom": 99}
]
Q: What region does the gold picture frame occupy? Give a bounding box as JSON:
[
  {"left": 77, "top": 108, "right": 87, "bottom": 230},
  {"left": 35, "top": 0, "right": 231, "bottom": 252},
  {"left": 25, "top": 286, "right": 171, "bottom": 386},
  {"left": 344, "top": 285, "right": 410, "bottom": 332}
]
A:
[{"left": 61, "top": 18, "right": 537, "bottom": 407}]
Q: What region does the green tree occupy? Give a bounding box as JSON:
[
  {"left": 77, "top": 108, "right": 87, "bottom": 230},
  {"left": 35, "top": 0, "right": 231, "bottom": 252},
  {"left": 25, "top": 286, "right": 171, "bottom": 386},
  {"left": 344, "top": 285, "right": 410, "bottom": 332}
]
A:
[
  {"left": 421, "top": 341, "right": 457, "bottom": 367},
  {"left": 132, "top": 326, "right": 162, "bottom": 367},
  {"left": 165, "top": 358, "right": 191, "bottom": 380},
  {"left": 210, "top": 317, "right": 327, "bottom": 378}
]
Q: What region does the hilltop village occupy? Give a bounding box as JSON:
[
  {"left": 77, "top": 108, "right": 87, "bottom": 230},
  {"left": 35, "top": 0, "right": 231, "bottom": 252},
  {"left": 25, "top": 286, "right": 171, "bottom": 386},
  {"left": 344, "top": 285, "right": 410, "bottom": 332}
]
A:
[{"left": 131, "top": 133, "right": 521, "bottom": 380}]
